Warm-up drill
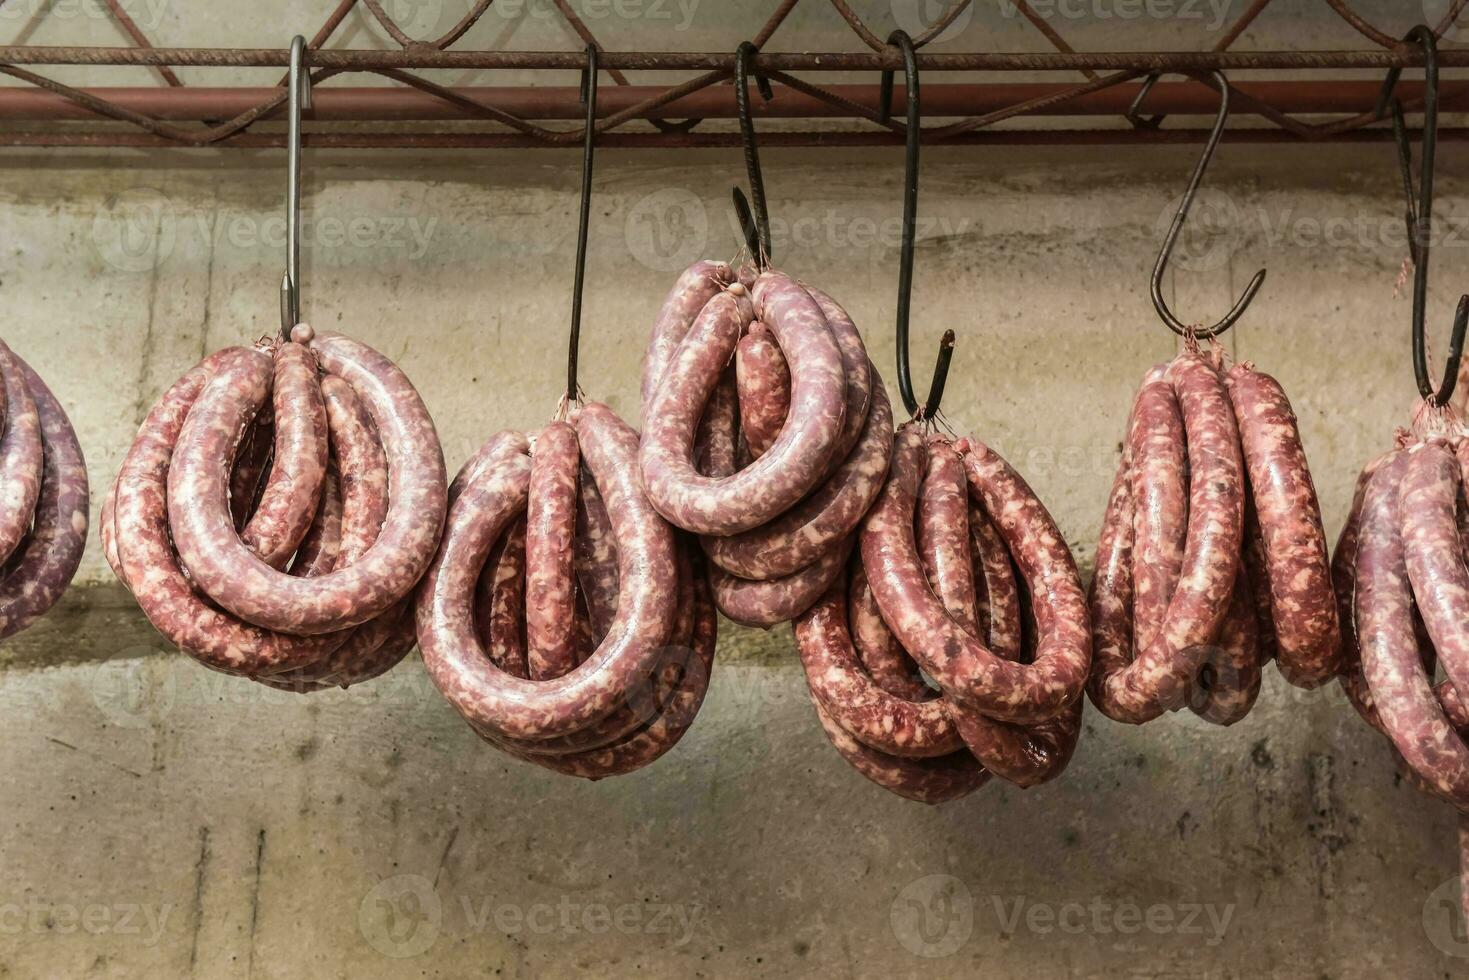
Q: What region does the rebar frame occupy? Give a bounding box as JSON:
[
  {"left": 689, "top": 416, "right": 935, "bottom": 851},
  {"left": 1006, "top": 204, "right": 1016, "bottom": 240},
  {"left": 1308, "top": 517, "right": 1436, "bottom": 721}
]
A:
[{"left": 0, "top": 0, "right": 1467, "bottom": 148}]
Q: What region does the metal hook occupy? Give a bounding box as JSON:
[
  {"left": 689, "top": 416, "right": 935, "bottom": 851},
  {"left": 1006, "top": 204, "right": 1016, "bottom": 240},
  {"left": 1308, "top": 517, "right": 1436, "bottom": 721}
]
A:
[
  {"left": 565, "top": 43, "right": 598, "bottom": 405},
  {"left": 1377, "top": 25, "right": 1469, "bottom": 407},
  {"left": 1141, "top": 69, "right": 1266, "bottom": 339},
  {"left": 732, "top": 41, "right": 772, "bottom": 268},
  {"left": 882, "top": 30, "right": 954, "bottom": 421},
  {"left": 280, "top": 35, "right": 312, "bottom": 339}
]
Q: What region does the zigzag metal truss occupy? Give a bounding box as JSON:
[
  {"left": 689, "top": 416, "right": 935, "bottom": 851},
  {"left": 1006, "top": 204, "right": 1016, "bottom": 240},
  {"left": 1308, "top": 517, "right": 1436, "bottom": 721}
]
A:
[{"left": 0, "top": 0, "right": 1466, "bottom": 148}]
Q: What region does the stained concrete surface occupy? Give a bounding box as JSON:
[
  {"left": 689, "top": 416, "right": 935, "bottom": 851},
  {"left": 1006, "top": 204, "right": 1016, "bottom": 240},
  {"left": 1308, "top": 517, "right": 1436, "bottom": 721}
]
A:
[{"left": 0, "top": 109, "right": 1468, "bottom": 975}]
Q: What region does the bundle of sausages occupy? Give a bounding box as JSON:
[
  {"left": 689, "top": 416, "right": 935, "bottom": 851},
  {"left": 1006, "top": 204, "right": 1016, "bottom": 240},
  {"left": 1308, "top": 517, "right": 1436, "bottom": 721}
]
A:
[
  {"left": 101, "top": 326, "right": 446, "bottom": 691},
  {"left": 794, "top": 427, "right": 1092, "bottom": 803},
  {"left": 416, "top": 404, "right": 715, "bottom": 778},
  {"left": 0, "top": 342, "right": 87, "bottom": 639},
  {"left": 640, "top": 261, "right": 893, "bottom": 627},
  {"left": 1335, "top": 423, "right": 1469, "bottom": 915},
  {"left": 1089, "top": 348, "right": 1339, "bottom": 725}
]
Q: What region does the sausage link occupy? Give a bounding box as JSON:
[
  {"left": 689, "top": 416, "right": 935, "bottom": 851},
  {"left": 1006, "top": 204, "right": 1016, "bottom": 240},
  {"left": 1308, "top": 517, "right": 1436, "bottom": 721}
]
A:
[
  {"left": 475, "top": 517, "right": 529, "bottom": 679},
  {"left": 1357, "top": 450, "right": 1469, "bottom": 807},
  {"left": 240, "top": 342, "right": 328, "bottom": 569},
  {"left": 640, "top": 272, "right": 847, "bottom": 536},
  {"left": 950, "top": 697, "right": 1083, "bottom": 789},
  {"left": 709, "top": 537, "right": 851, "bottom": 627},
  {"left": 520, "top": 558, "right": 718, "bottom": 779},
  {"left": 1226, "top": 362, "right": 1340, "bottom": 687},
  {"left": 450, "top": 430, "right": 532, "bottom": 505},
  {"left": 848, "top": 560, "right": 931, "bottom": 701},
  {"left": 1128, "top": 374, "right": 1187, "bottom": 657},
  {"left": 0, "top": 357, "right": 88, "bottom": 639},
  {"left": 320, "top": 376, "right": 390, "bottom": 571},
  {"left": 1088, "top": 354, "right": 1245, "bottom": 724},
  {"left": 574, "top": 466, "right": 620, "bottom": 638},
  {"left": 804, "top": 287, "right": 874, "bottom": 468},
  {"left": 808, "top": 696, "right": 990, "bottom": 804},
  {"left": 970, "top": 499, "right": 1023, "bottom": 662},
  {"left": 167, "top": 333, "right": 447, "bottom": 635},
  {"left": 418, "top": 403, "right": 677, "bottom": 741},
  {"left": 0, "top": 341, "right": 43, "bottom": 566},
  {"left": 101, "top": 475, "right": 122, "bottom": 583},
  {"left": 496, "top": 546, "right": 698, "bottom": 763},
  {"left": 704, "top": 374, "right": 893, "bottom": 581},
  {"left": 796, "top": 582, "right": 964, "bottom": 757},
  {"left": 695, "top": 365, "right": 739, "bottom": 478},
  {"left": 863, "top": 427, "right": 1089, "bottom": 724},
  {"left": 735, "top": 322, "right": 790, "bottom": 459},
  {"left": 262, "top": 599, "right": 418, "bottom": 693},
  {"left": 1400, "top": 442, "right": 1469, "bottom": 704},
  {"left": 1087, "top": 445, "right": 1136, "bottom": 712},
  {"left": 524, "top": 422, "right": 581, "bottom": 680},
  {"left": 1334, "top": 448, "right": 1398, "bottom": 729},
  {"left": 1187, "top": 561, "right": 1263, "bottom": 726},
  {"left": 113, "top": 349, "right": 340, "bottom": 674},
  {"left": 229, "top": 413, "right": 273, "bottom": 531},
  {"left": 917, "top": 439, "right": 980, "bottom": 637},
  {"left": 641, "top": 260, "right": 733, "bottom": 408},
  {"left": 290, "top": 468, "right": 343, "bottom": 578},
  {"left": 1239, "top": 500, "right": 1279, "bottom": 664}
]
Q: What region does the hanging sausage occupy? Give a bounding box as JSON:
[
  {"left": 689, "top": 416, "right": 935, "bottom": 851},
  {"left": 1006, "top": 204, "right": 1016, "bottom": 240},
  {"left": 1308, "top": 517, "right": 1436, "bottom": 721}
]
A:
[
  {"left": 791, "top": 34, "right": 1091, "bottom": 802},
  {"left": 1087, "top": 71, "right": 1338, "bottom": 728},
  {"left": 638, "top": 43, "right": 893, "bottom": 629},
  {"left": 416, "top": 48, "right": 715, "bottom": 778},
  {"left": 100, "top": 38, "right": 443, "bottom": 691}
]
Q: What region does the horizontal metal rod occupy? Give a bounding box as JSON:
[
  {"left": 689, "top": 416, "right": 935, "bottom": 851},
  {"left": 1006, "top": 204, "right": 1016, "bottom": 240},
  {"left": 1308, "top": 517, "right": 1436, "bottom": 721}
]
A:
[
  {"left": 2, "top": 127, "right": 1463, "bottom": 149},
  {"left": 0, "top": 80, "right": 1449, "bottom": 122},
  {"left": 1, "top": 46, "right": 1468, "bottom": 71}
]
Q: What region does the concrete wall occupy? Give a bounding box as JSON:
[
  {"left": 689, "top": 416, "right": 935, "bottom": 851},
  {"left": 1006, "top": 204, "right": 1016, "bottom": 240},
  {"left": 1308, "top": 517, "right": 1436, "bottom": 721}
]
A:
[{"left": 2, "top": 4, "right": 1469, "bottom": 976}]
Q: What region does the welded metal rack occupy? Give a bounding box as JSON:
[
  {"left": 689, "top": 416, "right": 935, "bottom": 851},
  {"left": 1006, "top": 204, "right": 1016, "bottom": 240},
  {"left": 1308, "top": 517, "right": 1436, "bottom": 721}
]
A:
[{"left": 0, "top": 0, "right": 1467, "bottom": 148}]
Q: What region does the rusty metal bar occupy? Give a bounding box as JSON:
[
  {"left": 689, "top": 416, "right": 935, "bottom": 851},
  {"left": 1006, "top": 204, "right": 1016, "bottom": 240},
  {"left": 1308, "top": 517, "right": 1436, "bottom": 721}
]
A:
[
  {"left": 0, "top": 81, "right": 1450, "bottom": 122},
  {"left": 3, "top": 46, "right": 1469, "bottom": 71},
  {"left": 4, "top": 128, "right": 1466, "bottom": 149}
]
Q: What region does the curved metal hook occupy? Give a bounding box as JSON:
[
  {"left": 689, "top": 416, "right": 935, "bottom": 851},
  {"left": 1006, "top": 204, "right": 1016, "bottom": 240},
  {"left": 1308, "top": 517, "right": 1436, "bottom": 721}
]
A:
[
  {"left": 1377, "top": 25, "right": 1469, "bottom": 407},
  {"left": 733, "top": 41, "right": 772, "bottom": 268},
  {"left": 566, "top": 43, "right": 597, "bottom": 404},
  {"left": 280, "top": 34, "right": 312, "bottom": 338},
  {"left": 881, "top": 30, "right": 953, "bottom": 421},
  {"left": 1141, "top": 69, "right": 1266, "bottom": 339}
]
